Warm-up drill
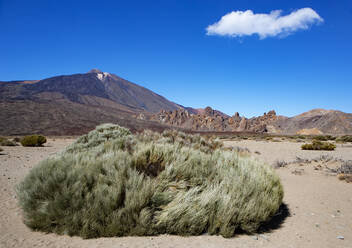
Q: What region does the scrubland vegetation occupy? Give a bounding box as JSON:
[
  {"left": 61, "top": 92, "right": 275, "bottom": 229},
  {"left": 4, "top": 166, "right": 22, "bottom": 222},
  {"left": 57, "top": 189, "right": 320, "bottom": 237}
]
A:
[
  {"left": 16, "top": 124, "right": 283, "bottom": 238},
  {"left": 20, "top": 135, "right": 47, "bottom": 147},
  {"left": 333, "top": 160, "right": 352, "bottom": 183},
  {"left": 312, "top": 135, "right": 336, "bottom": 141},
  {"left": 301, "top": 140, "right": 336, "bottom": 151},
  {"left": 336, "top": 135, "right": 352, "bottom": 143}
]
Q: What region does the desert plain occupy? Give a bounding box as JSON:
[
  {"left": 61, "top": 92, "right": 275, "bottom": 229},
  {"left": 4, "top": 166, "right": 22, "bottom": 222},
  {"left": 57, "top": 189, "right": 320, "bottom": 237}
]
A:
[{"left": 0, "top": 137, "right": 351, "bottom": 248}]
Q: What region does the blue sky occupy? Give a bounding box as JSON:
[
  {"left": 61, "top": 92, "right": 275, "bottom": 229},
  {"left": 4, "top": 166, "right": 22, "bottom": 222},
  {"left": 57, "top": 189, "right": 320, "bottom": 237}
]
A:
[{"left": 1, "top": 0, "right": 351, "bottom": 117}]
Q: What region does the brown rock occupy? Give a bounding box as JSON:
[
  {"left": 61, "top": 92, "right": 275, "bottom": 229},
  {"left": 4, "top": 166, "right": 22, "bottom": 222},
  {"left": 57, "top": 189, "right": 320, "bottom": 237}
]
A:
[{"left": 238, "top": 117, "right": 248, "bottom": 131}]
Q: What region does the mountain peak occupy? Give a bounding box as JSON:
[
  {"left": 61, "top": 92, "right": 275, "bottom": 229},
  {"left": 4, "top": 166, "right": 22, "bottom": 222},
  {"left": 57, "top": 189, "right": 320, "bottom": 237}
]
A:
[{"left": 88, "top": 69, "right": 103, "bottom": 74}]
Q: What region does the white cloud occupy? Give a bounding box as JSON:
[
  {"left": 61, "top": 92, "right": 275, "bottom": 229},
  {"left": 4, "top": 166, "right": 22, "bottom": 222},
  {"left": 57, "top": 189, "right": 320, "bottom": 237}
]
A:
[{"left": 206, "top": 8, "right": 323, "bottom": 39}]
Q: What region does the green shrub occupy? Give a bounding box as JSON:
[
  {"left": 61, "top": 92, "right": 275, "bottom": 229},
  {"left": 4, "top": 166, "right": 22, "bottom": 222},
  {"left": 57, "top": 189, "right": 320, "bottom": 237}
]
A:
[
  {"left": 301, "top": 140, "right": 336, "bottom": 151},
  {"left": 293, "top": 135, "right": 306, "bottom": 140},
  {"left": 17, "top": 124, "right": 283, "bottom": 239},
  {"left": 20, "top": 135, "right": 47, "bottom": 147},
  {"left": 313, "top": 135, "right": 336, "bottom": 141},
  {"left": 0, "top": 147, "right": 3, "bottom": 152},
  {"left": 0, "top": 137, "right": 17, "bottom": 146},
  {"left": 336, "top": 135, "right": 352, "bottom": 143}
]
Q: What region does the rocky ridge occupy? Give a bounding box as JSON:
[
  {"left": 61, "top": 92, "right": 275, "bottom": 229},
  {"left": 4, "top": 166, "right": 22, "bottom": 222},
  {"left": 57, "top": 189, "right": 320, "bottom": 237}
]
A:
[{"left": 150, "top": 107, "right": 281, "bottom": 132}]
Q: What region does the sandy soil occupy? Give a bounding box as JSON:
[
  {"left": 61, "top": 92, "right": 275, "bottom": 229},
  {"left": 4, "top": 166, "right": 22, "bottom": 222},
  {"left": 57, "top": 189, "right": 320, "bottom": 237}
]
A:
[
  {"left": 1, "top": 138, "right": 351, "bottom": 248},
  {"left": 223, "top": 140, "right": 352, "bottom": 165}
]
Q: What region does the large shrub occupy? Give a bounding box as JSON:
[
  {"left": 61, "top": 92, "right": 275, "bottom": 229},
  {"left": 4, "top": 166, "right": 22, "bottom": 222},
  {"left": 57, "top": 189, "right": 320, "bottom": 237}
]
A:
[
  {"left": 301, "top": 140, "right": 336, "bottom": 151},
  {"left": 20, "top": 135, "right": 47, "bottom": 147},
  {"left": 17, "top": 124, "right": 283, "bottom": 238}
]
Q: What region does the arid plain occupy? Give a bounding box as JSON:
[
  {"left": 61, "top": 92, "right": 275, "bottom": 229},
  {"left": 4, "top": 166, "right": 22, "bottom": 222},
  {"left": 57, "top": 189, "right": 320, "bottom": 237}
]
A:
[{"left": 1, "top": 138, "right": 351, "bottom": 248}]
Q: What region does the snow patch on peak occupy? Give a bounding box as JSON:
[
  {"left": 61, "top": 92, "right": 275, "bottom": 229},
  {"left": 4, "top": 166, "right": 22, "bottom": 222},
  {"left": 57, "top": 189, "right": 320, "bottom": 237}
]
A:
[
  {"left": 97, "top": 73, "right": 104, "bottom": 80},
  {"left": 96, "top": 72, "right": 111, "bottom": 81}
]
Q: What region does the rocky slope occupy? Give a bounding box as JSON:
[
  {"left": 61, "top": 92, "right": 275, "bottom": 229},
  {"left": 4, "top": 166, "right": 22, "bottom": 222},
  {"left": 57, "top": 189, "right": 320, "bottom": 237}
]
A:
[{"left": 273, "top": 109, "right": 352, "bottom": 135}]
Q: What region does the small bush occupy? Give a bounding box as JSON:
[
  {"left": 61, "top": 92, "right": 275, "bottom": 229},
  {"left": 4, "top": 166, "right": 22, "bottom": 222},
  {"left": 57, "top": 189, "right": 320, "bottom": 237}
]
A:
[
  {"left": 301, "top": 140, "right": 336, "bottom": 151},
  {"left": 336, "top": 135, "right": 352, "bottom": 143},
  {"left": 13, "top": 137, "right": 21, "bottom": 143},
  {"left": 336, "top": 161, "right": 352, "bottom": 183},
  {"left": 313, "top": 135, "right": 336, "bottom": 141},
  {"left": 274, "top": 160, "right": 288, "bottom": 168},
  {"left": 20, "top": 135, "right": 47, "bottom": 147},
  {"left": 17, "top": 124, "right": 283, "bottom": 239},
  {"left": 0, "top": 147, "right": 3, "bottom": 152},
  {"left": 0, "top": 137, "right": 17, "bottom": 146}
]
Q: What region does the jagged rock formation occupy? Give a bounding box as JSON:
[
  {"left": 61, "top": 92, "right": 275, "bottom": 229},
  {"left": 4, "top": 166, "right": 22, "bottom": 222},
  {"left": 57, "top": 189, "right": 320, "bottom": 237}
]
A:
[
  {"left": 151, "top": 107, "right": 281, "bottom": 132},
  {"left": 152, "top": 108, "right": 352, "bottom": 135}
]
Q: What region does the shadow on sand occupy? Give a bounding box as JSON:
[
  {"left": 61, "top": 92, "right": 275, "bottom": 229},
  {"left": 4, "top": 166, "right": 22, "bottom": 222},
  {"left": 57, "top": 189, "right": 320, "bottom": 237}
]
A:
[{"left": 257, "top": 202, "right": 291, "bottom": 233}]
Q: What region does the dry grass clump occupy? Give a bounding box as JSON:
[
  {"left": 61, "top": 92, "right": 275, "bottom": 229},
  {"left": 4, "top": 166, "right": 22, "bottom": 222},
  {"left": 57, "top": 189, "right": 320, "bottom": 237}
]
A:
[
  {"left": 274, "top": 160, "right": 288, "bottom": 168},
  {"left": 301, "top": 140, "right": 336, "bottom": 151},
  {"left": 17, "top": 124, "right": 283, "bottom": 239},
  {"left": 336, "top": 135, "right": 352, "bottom": 143},
  {"left": 20, "top": 135, "right": 47, "bottom": 147},
  {"left": 335, "top": 161, "right": 352, "bottom": 183},
  {"left": 313, "top": 135, "right": 336, "bottom": 141},
  {"left": 0, "top": 137, "right": 17, "bottom": 146}
]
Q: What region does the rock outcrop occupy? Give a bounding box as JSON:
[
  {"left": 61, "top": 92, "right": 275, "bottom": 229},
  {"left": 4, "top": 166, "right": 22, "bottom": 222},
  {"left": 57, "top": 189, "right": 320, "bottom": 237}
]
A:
[{"left": 151, "top": 107, "right": 280, "bottom": 133}]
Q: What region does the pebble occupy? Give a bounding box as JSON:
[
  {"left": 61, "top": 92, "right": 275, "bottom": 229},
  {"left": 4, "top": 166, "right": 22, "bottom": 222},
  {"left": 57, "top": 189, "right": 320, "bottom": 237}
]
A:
[
  {"left": 337, "top": 235, "right": 344, "bottom": 240},
  {"left": 259, "top": 234, "right": 269, "bottom": 241},
  {"left": 251, "top": 235, "right": 258, "bottom": 240}
]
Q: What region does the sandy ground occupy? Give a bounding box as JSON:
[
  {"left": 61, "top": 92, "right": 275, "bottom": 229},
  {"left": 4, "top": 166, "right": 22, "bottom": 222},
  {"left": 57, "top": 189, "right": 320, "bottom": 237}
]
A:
[
  {"left": 223, "top": 140, "right": 352, "bottom": 165},
  {"left": 1, "top": 138, "right": 351, "bottom": 248}
]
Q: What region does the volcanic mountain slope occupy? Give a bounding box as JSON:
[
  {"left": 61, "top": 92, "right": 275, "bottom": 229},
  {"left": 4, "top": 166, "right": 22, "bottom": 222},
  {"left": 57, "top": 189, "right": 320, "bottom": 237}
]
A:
[
  {"left": 0, "top": 69, "right": 180, "bottom": 113},
  {"left": 0, "top": 69, "right": 182, "bottom": 135},
  {"left": 273, "top": 109, "right": 352, "bottom": 135}
]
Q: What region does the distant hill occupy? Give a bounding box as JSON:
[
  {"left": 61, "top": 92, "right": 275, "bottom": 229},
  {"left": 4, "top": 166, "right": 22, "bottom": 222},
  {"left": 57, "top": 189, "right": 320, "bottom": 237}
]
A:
[
  {"left": 273, "top": 109, "right": 352, "bottom": 135},
  {"left": 1, "top": 70, "right": 351, "bottom": 135}
]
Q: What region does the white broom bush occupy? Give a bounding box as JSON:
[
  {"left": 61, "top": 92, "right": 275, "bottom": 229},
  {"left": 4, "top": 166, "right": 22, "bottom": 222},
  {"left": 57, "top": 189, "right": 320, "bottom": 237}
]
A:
[{"left": 17, "top": 124, "right": 283, "bottom": 238}]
